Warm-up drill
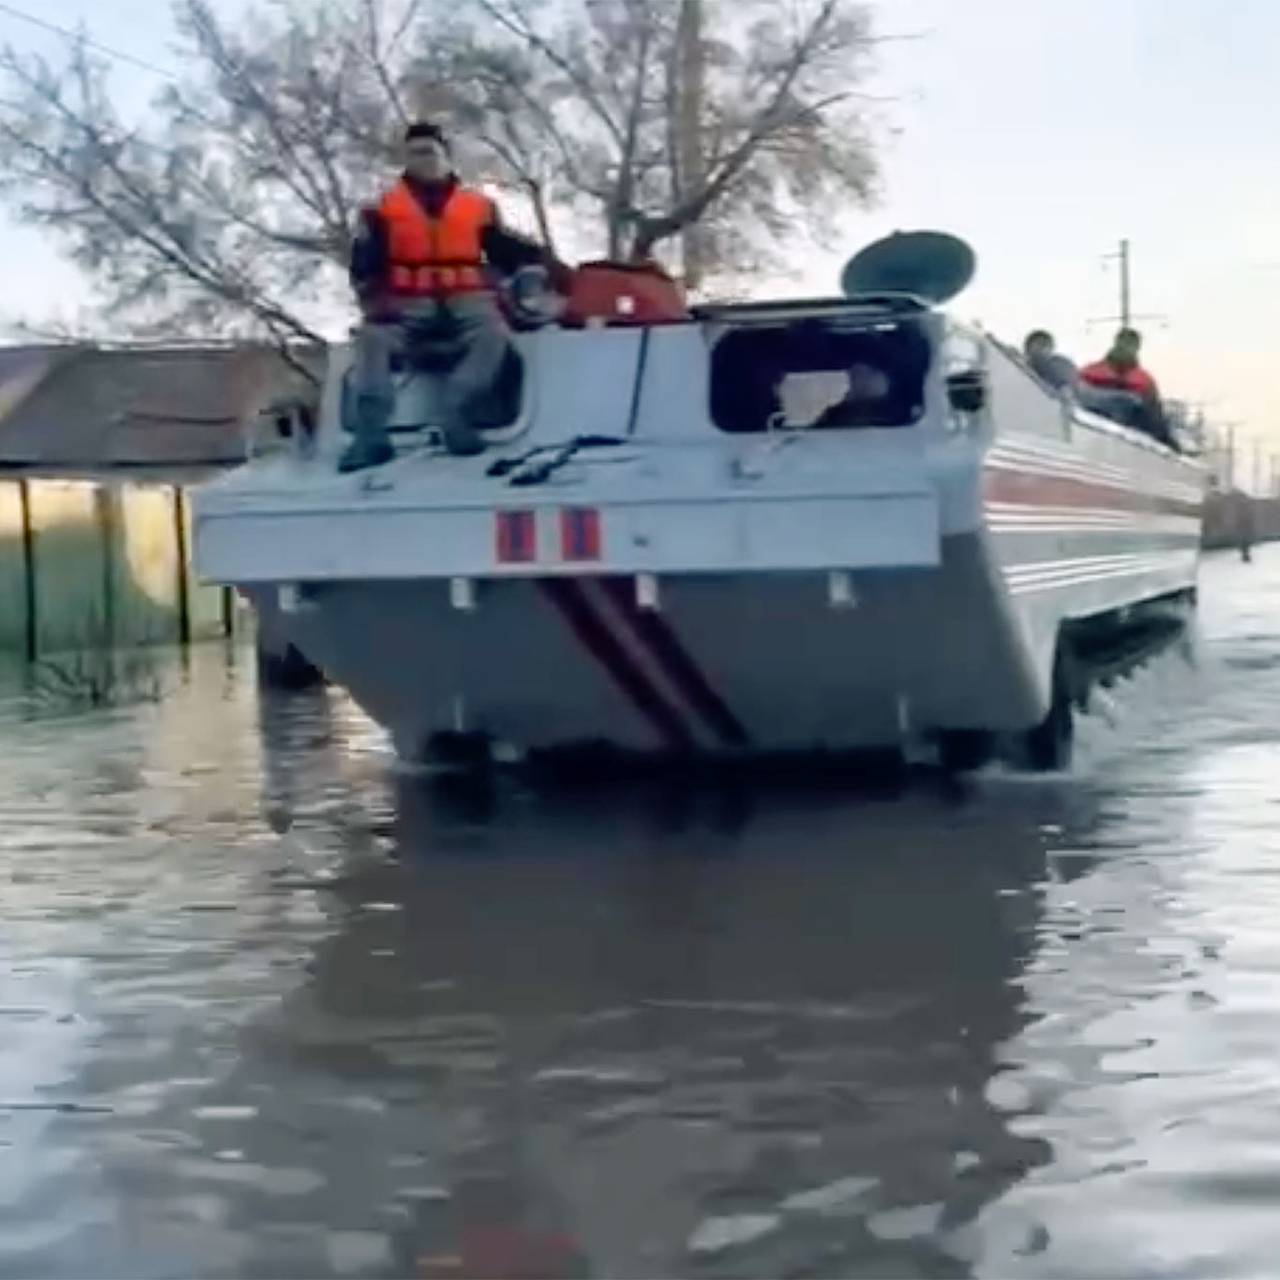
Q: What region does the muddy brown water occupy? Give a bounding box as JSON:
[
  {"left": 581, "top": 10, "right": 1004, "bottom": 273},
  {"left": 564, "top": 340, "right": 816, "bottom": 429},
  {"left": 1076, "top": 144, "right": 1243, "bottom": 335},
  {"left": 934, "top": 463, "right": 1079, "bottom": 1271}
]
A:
[{"left": 0, "top": 549, "right": 1276, "bottom": 1278}]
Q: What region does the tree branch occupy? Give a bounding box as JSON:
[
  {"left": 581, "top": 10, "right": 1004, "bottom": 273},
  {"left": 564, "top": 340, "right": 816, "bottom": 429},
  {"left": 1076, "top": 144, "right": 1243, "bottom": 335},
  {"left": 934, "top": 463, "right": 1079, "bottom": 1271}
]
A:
[
  {"left": 610, "top": 0, "right": 653, "bottom": 256},
  {"left": 180, "top": 0, "right": 341, "bottom": 232},
  {"left": 360, "top": 0, "right": 409, "bottom": 123},
  {"left": 0, "top": 89, "right": 322, "bottom": 345},
  {"left": 0, "top": 0, "right": 882, "bottom": 327},
  {"left": 387, "top": 0, "right": 425, "bottom": 55},
  {"left": 632, "top": 0, "right": 845, "bottom": 257},
  {"left": 471, "top": 0, "right": 625, "bottom": 147},
  {"left": 455, "top": 56, "right": 606, "bottom": 199},
  {"left": 486, "top": 116, "right": 558, "bottom": 253}
]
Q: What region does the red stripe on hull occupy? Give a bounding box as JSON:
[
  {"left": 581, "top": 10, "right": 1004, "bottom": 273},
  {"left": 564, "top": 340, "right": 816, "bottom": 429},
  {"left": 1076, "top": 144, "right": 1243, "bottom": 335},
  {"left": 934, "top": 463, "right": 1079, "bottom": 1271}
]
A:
[
  {"left": 560, "top": 507, "right": 602, "bottom": 561},
  {"left": 538, "top": 578, "right": 694, "bottom": 752},
  {"left": 601, "top": 577, "right": 750, "bottom": 749},
  {"left": 495, "top": 510, "right": 537, "bottom": 563},
  {"left": 984, "top": 467, "right": 1201, "bottom": 519}
]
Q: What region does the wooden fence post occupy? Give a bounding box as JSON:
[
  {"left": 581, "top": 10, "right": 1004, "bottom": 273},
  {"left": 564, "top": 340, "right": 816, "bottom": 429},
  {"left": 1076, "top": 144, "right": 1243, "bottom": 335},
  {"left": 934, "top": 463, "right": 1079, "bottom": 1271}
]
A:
[
  {"left": 96, "top": 486, "right": 117, "bottom": 648},
  {"left": 173, "top": 487, "right": 192, "bottom": 646},
  {"left": 18, "top": 477, "right": 35, "bottom": 662}
]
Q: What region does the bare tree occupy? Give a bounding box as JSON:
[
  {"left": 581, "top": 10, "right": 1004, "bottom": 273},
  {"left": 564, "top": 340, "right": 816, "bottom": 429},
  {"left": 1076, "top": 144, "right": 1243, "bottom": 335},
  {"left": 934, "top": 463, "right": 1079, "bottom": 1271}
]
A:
[
  {"left": 0, "top": 0, "right": 882, "bottom": 347},
  {"left": 443, "top": 0, "right": 881, "bottom": 276}
]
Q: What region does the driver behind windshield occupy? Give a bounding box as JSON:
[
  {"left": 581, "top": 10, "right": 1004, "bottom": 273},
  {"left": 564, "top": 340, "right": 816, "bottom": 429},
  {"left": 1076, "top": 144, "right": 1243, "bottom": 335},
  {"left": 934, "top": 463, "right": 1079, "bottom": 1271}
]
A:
[
  {"left": 343, "top": 121, "right": 567, "bottom": 472},
  {"left": 811, "top": 360, "right": 894, "bottom": 428}
]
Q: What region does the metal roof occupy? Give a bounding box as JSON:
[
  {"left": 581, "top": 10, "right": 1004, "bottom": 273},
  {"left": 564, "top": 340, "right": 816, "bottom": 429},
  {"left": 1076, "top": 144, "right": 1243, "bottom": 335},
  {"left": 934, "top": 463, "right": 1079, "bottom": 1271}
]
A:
[
  {"left": 0, "top": 345, "right": 75, "bottom": 428},
  {"left": 0, "top": 344, "right": 323, "bottom": 472}
]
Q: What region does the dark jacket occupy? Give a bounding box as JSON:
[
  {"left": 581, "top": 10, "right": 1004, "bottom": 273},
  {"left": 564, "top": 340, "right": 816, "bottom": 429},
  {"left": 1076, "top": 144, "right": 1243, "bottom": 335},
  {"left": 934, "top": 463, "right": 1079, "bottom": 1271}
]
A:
[{"left": 350, "top": 174, "right": 567, "bottom": 298}]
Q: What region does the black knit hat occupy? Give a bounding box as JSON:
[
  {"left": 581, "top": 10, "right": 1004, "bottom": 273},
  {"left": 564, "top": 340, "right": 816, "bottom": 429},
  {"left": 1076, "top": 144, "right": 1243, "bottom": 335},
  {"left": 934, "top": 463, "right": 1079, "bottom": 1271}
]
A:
[{"left": 405, "top": 121, "right": 450, "bottom": 152}]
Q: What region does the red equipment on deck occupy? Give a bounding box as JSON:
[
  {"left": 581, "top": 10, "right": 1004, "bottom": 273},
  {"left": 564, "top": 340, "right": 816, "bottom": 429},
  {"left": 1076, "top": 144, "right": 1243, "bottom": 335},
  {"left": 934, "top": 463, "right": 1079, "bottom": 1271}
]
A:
[{"left": 561, "top": 261, "right": 688, "bottom": 327}]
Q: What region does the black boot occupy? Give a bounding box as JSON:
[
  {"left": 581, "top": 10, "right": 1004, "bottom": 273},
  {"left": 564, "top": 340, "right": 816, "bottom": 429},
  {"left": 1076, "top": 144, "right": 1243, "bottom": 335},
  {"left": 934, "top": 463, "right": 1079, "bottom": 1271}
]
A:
[
  {"left": 338, "top": 435, "right": 395, "bottom": 473},
  {"left": 441, "top": 417, "right": 485, "bottom": 457},
  {"left": 338, "top": 392, "right": 396, "bottom": 473}
]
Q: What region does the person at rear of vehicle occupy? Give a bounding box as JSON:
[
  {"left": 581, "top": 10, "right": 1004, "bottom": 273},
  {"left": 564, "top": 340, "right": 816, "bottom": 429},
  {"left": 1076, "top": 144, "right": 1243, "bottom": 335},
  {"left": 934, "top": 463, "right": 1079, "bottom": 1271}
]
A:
[
  {"left": 1023, "top": 328, "right": 1054, "bottom": 370},
  {"left": 818, "top": 362, "right": 892, "bottom": 427},
  {"left": 342, "top": 121, "right": 567, "bottom": 474},
  {"left": 1022, "top": 328, "right": 1075, "bottom": 391},
  {"left": 1080, "top": 327, "right": 1159, "bottom": 399},
  {"left": 1078, "top": 327, "right": 1172, "bottom": 446}
]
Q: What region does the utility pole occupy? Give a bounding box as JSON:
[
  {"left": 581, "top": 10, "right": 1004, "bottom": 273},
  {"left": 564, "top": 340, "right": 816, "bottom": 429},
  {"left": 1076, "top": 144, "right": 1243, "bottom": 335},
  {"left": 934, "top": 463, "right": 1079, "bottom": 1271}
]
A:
[
  {"left": 1185, "top": 399, "right": 1218, "bottom": 459},
  {"left": 1090, "top": 238, "right": 1164, "bottom": 331},
  {"left": 1101, "top": 239, "right": 1131, "bottom": 327},
  {"left": 1118, "top": 238, "right": 1130, "bottom": 328},
  {"left": 1223, "top": 422, "right": 1241, "bottom": 490}
]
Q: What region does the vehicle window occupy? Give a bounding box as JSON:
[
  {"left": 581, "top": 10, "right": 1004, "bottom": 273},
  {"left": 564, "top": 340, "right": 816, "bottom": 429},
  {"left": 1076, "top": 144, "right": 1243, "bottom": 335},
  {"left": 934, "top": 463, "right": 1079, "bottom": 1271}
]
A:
[{"left": 710, "top": 317, "right": 931, "bottom": 433}]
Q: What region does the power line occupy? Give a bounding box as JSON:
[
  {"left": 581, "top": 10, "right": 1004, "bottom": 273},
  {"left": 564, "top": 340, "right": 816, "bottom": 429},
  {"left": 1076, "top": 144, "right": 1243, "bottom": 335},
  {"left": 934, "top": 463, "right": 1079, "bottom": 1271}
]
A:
[
  {"left": 0, "top": 0, "right": 180, "bottom": 82},
  {"left": 0, "top": 1, "right": 265, "bottom": 174},
  {"left": 0, "top": 1, "right": 359, "bottom": 232}
]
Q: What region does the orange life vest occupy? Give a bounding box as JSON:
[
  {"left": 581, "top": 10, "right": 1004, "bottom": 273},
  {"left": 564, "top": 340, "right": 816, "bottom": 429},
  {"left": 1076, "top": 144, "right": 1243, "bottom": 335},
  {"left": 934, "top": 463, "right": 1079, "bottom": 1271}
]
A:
[{"left": 377, "top": 180, "right": 495, "bottom": 297}]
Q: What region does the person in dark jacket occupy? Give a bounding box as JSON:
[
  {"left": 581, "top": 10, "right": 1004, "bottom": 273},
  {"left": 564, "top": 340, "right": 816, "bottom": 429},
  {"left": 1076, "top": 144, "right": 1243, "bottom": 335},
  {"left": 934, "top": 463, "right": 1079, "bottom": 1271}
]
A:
[
  {"left": 341, "top": 121, "right": 565, "bottom": 472},
  {"left": 1023, "top": 328, "right": 1054, "bottom": 368},
  {"left": 1021, "top": 329, "right": 1077, "bottom": 391}
]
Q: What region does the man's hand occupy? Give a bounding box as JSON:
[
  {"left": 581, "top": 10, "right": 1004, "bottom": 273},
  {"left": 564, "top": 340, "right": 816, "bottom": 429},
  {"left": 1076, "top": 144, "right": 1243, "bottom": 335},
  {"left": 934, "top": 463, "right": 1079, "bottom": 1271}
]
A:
[{"left": 545, "top": 257, "right": 574, "bottom": 294}]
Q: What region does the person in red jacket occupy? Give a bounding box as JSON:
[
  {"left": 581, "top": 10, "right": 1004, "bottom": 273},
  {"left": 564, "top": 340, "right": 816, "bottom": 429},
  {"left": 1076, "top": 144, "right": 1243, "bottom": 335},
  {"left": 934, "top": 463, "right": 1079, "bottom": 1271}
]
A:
[
  {"left": 1079, "top": 327, "right": 1159, "bottom": 399},
  {"left": 1078, "top": 327, "right": 1173, "bottom": 445},
  {"left": 342, "top": 121, "right": 562, "bottom": 472}
]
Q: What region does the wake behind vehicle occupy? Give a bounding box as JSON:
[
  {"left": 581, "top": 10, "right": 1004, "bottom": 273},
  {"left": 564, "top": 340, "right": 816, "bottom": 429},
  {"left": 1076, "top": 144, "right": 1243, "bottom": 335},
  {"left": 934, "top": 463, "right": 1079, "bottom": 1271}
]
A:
[{"left": 193, "top": 233, "right": 1205, "bottom": 771}]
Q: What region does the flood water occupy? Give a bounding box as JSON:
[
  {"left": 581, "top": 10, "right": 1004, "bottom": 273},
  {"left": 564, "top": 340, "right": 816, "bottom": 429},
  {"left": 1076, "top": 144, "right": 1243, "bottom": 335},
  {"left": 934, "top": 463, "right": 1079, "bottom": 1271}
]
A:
[{"left": 0, "top": 548, "right": 1277, "bottom": 1278}]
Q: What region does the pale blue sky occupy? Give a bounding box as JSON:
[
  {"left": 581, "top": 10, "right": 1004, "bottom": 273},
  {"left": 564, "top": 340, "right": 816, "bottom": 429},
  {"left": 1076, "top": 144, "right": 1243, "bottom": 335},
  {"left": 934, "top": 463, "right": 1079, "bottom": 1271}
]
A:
[{"left": 2, "top": 0, "right": 1277, "bottom": 473}]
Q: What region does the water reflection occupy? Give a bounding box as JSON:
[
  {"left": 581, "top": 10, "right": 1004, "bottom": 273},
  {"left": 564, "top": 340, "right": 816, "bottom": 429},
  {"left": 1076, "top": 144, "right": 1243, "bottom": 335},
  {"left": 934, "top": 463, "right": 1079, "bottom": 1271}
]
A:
[
  {"left": 968, "top": 551, "right": 1280, "bottom": 1279},
  {"left": 376, "top": 779, "right": 1069, "bottom": 1278},
  {"left": 1, "top": 552, "right": 1275, "bottom": 1278},
  {"left": 0, "top": 652, "right": 1084, "bottom": 1278}
]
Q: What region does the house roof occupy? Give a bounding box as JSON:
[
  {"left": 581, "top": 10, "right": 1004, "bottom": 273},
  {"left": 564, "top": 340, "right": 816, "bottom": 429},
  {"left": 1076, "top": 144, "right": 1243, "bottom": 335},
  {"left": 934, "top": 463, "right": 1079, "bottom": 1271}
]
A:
[
  {"left": 0, "top": 345, "right": 75, "bottom": 426},
  {"left": 0, "top": 343, "right": 324, "bottom": 472}
]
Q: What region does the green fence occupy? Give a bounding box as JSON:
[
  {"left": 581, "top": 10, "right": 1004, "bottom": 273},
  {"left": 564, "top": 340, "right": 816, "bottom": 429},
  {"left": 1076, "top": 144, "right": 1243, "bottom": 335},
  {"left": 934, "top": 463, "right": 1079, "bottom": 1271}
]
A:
[{"left": 0, "top": 476, "right": 235, "bottom": 658}]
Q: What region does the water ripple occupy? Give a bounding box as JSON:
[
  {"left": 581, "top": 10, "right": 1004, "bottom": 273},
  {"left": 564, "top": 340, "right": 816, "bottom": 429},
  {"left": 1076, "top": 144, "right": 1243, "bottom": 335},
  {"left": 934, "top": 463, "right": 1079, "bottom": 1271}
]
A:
[{"left": 0, "top": 553, "right": 1276, "bottom": 1275}]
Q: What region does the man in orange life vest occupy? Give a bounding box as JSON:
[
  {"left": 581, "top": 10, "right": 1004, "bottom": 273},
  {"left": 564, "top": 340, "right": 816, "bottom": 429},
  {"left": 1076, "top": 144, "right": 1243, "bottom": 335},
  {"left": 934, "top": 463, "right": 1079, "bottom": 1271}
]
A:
[{"left": 342, "top": 121, "right": 560, "bottom": 473}]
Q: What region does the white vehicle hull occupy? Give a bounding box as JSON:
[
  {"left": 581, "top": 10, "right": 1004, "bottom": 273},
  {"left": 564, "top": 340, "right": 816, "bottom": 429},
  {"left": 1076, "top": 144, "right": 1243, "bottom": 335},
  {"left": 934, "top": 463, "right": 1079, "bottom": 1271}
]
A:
[{"left": 195, "top": 303, "right": 1203, "bottom": 763}]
